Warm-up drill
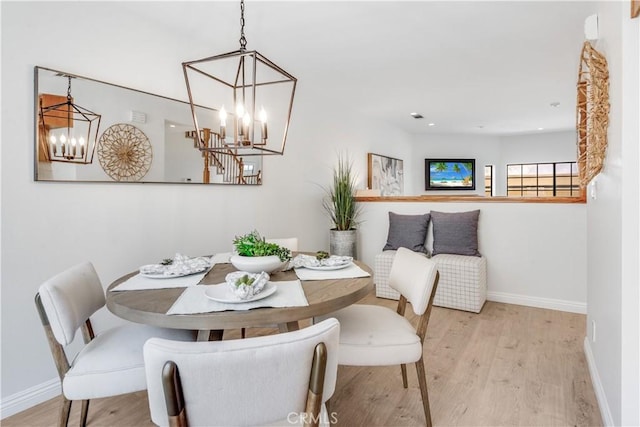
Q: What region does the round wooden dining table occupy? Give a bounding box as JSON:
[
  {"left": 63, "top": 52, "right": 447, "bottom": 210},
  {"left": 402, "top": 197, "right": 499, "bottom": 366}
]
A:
[{"left": 106, "top": 259, "right": 373, "bottom": 340}]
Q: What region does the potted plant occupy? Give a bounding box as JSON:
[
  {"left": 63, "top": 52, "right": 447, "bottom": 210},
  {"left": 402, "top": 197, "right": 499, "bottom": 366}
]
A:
[
  {"left": 231, "top": 230, "right": 292, "bottom": 273},
  {"left": 322, "top": 154, "right": 362, "bottom": 257}
]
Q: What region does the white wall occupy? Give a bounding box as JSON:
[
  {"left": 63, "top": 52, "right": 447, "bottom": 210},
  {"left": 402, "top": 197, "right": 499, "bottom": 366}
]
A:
[
  {"left": 359, "top": 202, "right": 587, "bottom": 311},
  {"left": 411, "top": 130, "right": 577, "bottom": 196},
  {"left": 410, "top": 133, "right": 500, "bottom": 195},
  {"left": 584, "top": 2, "right": 640, "bottom": 426},
  {"left": 0, "top": 1, "right": 591, "bottom": 419},
  {"left": 0, "top": 1, "right": 414, "bottom": 410}
]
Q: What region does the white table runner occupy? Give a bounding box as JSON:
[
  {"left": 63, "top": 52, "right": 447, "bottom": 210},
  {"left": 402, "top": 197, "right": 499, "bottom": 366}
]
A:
[
  {"left": 294, "top": 264, "right": 370, "bottom": 281},
  {"left": 210, "top": 252, "right": 232, "bottom": 264},
  {"left": 111, "top": 269, "right": 210, "bottom": 291},
  {"left": 167, "top": 280, "right": 308, "bottom": 315}
]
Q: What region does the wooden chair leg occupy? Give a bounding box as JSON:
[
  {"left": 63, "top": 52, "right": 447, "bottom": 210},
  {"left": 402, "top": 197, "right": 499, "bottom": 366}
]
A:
[
  {"left": 58, "top": 397, "right": 72, "bottom": 427},
  {"left": 241, "top": 328, "right": 246, "bottom": 339},
  {"left": 415, "top": 358, "right": 432, "bottom": 427},
  {"left": 400, "top": 363, "right": 408, "bottom": 388},
  {"left": 80, "top": 399, "right": 90, "bottom": 427},
  {"left": 325, "top": 398, "right": 332, "bottom": 426}
]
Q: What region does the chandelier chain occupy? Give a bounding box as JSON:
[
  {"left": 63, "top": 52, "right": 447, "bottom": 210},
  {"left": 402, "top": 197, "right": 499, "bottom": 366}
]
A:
[
  {"left": 239, "top": 0, "right": 247, "bottom": 50},
  {"left": 66, "top": 76, "right": 72, "bottom": 101}
]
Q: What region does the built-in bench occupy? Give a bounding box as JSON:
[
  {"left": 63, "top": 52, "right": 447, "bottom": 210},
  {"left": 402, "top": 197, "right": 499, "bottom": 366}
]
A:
[{"left": 375, "top": 250, "right": 487, "bottom": 313}]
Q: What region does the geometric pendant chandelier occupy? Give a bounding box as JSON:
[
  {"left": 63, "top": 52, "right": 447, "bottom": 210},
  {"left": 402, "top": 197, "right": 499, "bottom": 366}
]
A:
[
  {"left": 38, "top": 75, "right": 101, "bottom": 164},
  {"left": 182, "top": 0, "right": 296, "bottom": 156}
]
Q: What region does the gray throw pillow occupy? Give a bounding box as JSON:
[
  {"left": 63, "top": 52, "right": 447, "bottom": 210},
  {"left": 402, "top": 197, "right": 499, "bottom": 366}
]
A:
[
  {"left": 383, "top": 212, "right": 430, "bottom": 253},
  {"left": 431, "top": 210, "right": 481, "bottom": 256}
]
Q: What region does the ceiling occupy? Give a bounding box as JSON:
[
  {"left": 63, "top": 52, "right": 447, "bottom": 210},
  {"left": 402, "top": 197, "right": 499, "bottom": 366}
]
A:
[{"left": 121, "top": 1, "right": 598, "bottom": 136}]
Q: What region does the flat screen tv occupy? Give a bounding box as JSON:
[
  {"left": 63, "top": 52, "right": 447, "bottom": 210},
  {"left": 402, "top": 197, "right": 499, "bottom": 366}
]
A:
[{"left": 425, "top": 159, "right": 476, "bottom": 190}]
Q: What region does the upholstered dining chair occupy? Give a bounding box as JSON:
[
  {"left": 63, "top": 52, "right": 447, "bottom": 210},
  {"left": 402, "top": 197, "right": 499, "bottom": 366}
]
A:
[
  {"left": 265, "top": 237, "right": 299, "bottom": 252},
  {"left": 35, "top": 261, "right": 194, "bottom": 427},
  {"left": 144, "top": 317, "right": 340, "bottom": 427},
  {"left": 316, "top": 247, "right": 440, "bottom": 426}
]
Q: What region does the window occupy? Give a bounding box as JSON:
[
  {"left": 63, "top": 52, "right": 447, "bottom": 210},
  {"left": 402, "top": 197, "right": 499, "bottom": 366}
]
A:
[
  {"left": 507, "top": 162, "right": 579, "bottom": 197},
  {"left": 484, "top": 165, "right": 493, "bottom": 197}
]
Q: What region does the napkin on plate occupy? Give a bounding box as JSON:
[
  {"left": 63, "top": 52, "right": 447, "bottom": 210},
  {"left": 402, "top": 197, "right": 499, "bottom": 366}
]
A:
[
  {"left": 139, "top": 254, "right": 211, "bottom": 277},
  {"left": 291, "top": 254, "right": 353, "bottom": 269},
  {"left": 166, "top": 280, "right": 308, "bottom": 314},
  {"left": 294, "top": 263, "right": 370, "bottom": 281}
]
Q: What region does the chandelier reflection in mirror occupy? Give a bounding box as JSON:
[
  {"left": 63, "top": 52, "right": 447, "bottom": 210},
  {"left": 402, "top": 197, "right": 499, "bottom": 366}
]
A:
[
  {"left": 38, "top": 75, "right": 101, "bottom": 164},
  {"left": 182, "top": 0, "right": 296, "bottom": 156}
]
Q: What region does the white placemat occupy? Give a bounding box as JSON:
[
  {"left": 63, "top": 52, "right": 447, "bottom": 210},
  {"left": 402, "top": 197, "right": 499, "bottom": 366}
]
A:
[
  {"left": 167, "top": 280, "right": 308, "bottom": 314},
  {"left": 111, "top": 270, "right": 209, "bottom": 291},
  {"left": 210, "top": 252, "right": 232, "bottom": 264},
  {"left": 294, "top": 264, "right": 371, "bottom": 281}
]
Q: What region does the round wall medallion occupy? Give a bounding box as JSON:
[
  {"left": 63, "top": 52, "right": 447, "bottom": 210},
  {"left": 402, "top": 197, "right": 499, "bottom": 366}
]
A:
[{"left": 98, "top": 123, "right": 153, "bottom": 181}]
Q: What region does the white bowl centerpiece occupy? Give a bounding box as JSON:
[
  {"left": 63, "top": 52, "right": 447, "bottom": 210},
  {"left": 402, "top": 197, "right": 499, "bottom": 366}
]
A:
[{"left": 230, "top": 230, "right": 292, "bottom": 274}]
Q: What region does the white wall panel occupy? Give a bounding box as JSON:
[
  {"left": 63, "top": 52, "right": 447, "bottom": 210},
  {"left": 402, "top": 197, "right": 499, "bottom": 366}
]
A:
[{"left": 358, "top": 201, "right": 586, "bottom": 307}]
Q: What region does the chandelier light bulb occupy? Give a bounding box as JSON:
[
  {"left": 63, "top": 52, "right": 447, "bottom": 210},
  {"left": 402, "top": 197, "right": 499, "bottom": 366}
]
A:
[
  {"left": 241, "top": 112, "right": 251, "bottom": 141},
  {"left": 50, "top": 135, "right": 57, "bottom": 144},
  {"left": 79, "top": 136, "right": 85, "bottom": 146},
  {"left": 236, "top": 103, "right": 244, "bottom": 117},
  {"left": 259, "top": 107, "right": 268, "bottom": 140},
  {"left": 60, "top": 134, "right": 67, "bottom": 144},
  {"left": 219, "top": 106, "right": 227, "bottom": 127}
]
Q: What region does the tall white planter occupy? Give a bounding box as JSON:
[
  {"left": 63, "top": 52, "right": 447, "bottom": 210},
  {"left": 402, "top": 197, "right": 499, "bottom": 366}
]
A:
[{"left": 330, "top": 229, "right": 357, "bottom": 258}]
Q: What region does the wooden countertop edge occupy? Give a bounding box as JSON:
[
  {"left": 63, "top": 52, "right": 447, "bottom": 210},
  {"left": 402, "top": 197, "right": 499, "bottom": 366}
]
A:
[{"left": 355, "top": 195, "right": 586, "bottom": 204}]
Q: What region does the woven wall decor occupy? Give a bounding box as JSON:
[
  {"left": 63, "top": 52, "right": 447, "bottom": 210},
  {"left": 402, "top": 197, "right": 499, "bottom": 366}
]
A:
[
  {"left": 576, "top": 41, "right": 610, "bottom": 188},
  {"left": 97, "top": 123, "right": 153, "bottom": 181}
]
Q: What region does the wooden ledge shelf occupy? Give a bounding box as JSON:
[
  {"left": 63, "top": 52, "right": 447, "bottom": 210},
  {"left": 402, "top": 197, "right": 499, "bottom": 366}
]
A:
[{"left": 355, "top": 195, "right": 586, "bottom": 204}]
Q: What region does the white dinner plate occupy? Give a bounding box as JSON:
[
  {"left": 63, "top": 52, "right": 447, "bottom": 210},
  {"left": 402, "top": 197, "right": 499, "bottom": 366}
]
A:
[
  {"left": 304, "top": 262, "right": 353, "bottom": 271},
  {"left": 140, "top": 265, "right": 209, "bottom": 279},
  {"left": 204, "top": 282, "right": 277, "bottom": 304}
]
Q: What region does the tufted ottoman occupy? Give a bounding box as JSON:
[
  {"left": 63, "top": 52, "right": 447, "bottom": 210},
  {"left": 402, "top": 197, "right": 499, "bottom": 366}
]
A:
[{"left": 374, "top": 250, "right": 487, "bottom": 313}]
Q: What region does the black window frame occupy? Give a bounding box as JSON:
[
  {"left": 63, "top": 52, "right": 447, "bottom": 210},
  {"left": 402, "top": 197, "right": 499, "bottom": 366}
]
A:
[{"left": 506, "top": 161, "right": 579, "bottom": 197}]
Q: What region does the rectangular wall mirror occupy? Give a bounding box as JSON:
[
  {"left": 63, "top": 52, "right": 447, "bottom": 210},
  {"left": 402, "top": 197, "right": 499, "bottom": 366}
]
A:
[{"left": 34, "top": 66, "right": 262, "bottom": 185}]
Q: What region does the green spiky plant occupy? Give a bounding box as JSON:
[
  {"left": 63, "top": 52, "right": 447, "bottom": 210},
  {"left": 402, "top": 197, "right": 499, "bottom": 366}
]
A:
[{"left": 322, "top": 154, "right": 362, "bottom": 231}]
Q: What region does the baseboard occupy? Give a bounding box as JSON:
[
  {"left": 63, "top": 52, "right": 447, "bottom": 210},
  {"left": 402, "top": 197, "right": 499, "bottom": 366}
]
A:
[
  {"left": 1, "top": 377, "right": 60, "bottom": 419},
  {"left": 487, "top": 291, "right": 586, "bottom": 314},
  {"left": 583, "top": 337, "right": 614, "bottom": 426}
]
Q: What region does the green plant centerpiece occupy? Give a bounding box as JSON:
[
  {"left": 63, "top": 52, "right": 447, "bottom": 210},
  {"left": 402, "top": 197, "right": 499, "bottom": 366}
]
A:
[
  {"left": 322, "top": 154, "right": 362, "bottom": 257},
  {"left": 231, "top": 230, "right": 292, "bottom": 273},
  {"left": 233, "top": 230, "right": 291, "bottom": 261}
]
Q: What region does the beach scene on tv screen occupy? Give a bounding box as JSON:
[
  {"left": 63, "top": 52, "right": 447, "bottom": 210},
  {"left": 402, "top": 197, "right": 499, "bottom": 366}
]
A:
[{"left": 429, "top": 161, "right": 474, "bottom": 187}]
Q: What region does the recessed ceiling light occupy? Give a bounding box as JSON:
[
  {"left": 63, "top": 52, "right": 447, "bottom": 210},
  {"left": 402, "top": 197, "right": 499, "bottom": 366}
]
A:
[
  {"left": 169, "top": 124, "right": 176, "bottom": 128},
  {"left": 476, "top": 125, "right": 485, "bottom": 129},
  {"left": 537, "top": 127, "right": 544, "bottom": 131},
  {"left": 410, "top": 112, "right": 424, "bottom": 119},
  {"left": 550, "top": 102, "right": 560, "bottom": 108},
  {"left": 428, "top": 123, "right": 435, "bottom": 127}
]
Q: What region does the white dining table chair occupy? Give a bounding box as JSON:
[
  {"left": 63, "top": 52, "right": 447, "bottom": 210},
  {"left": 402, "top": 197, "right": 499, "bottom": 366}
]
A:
[
  {"left": 144, "top": 318, "right": 340, "bottom": 427},
  {"left": 35, "top": 261, "right": 194, "bottom": 427},
  {"left": 316, "top": 247, "right": 440, "bottom": 426}
]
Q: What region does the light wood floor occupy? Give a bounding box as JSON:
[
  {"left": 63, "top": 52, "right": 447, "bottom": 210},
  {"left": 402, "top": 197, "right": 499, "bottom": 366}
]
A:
[{"left": 4, "top": 294, "right": 602, "bottom": 426}]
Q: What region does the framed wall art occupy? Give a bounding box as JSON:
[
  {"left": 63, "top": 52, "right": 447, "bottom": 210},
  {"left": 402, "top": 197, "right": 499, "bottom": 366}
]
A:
[
  {"left": 367, "top": 153, "right": 404, "bottom": 196},
  {"left": 425, "top": 158, "right": 476, "bottom": 190}
]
